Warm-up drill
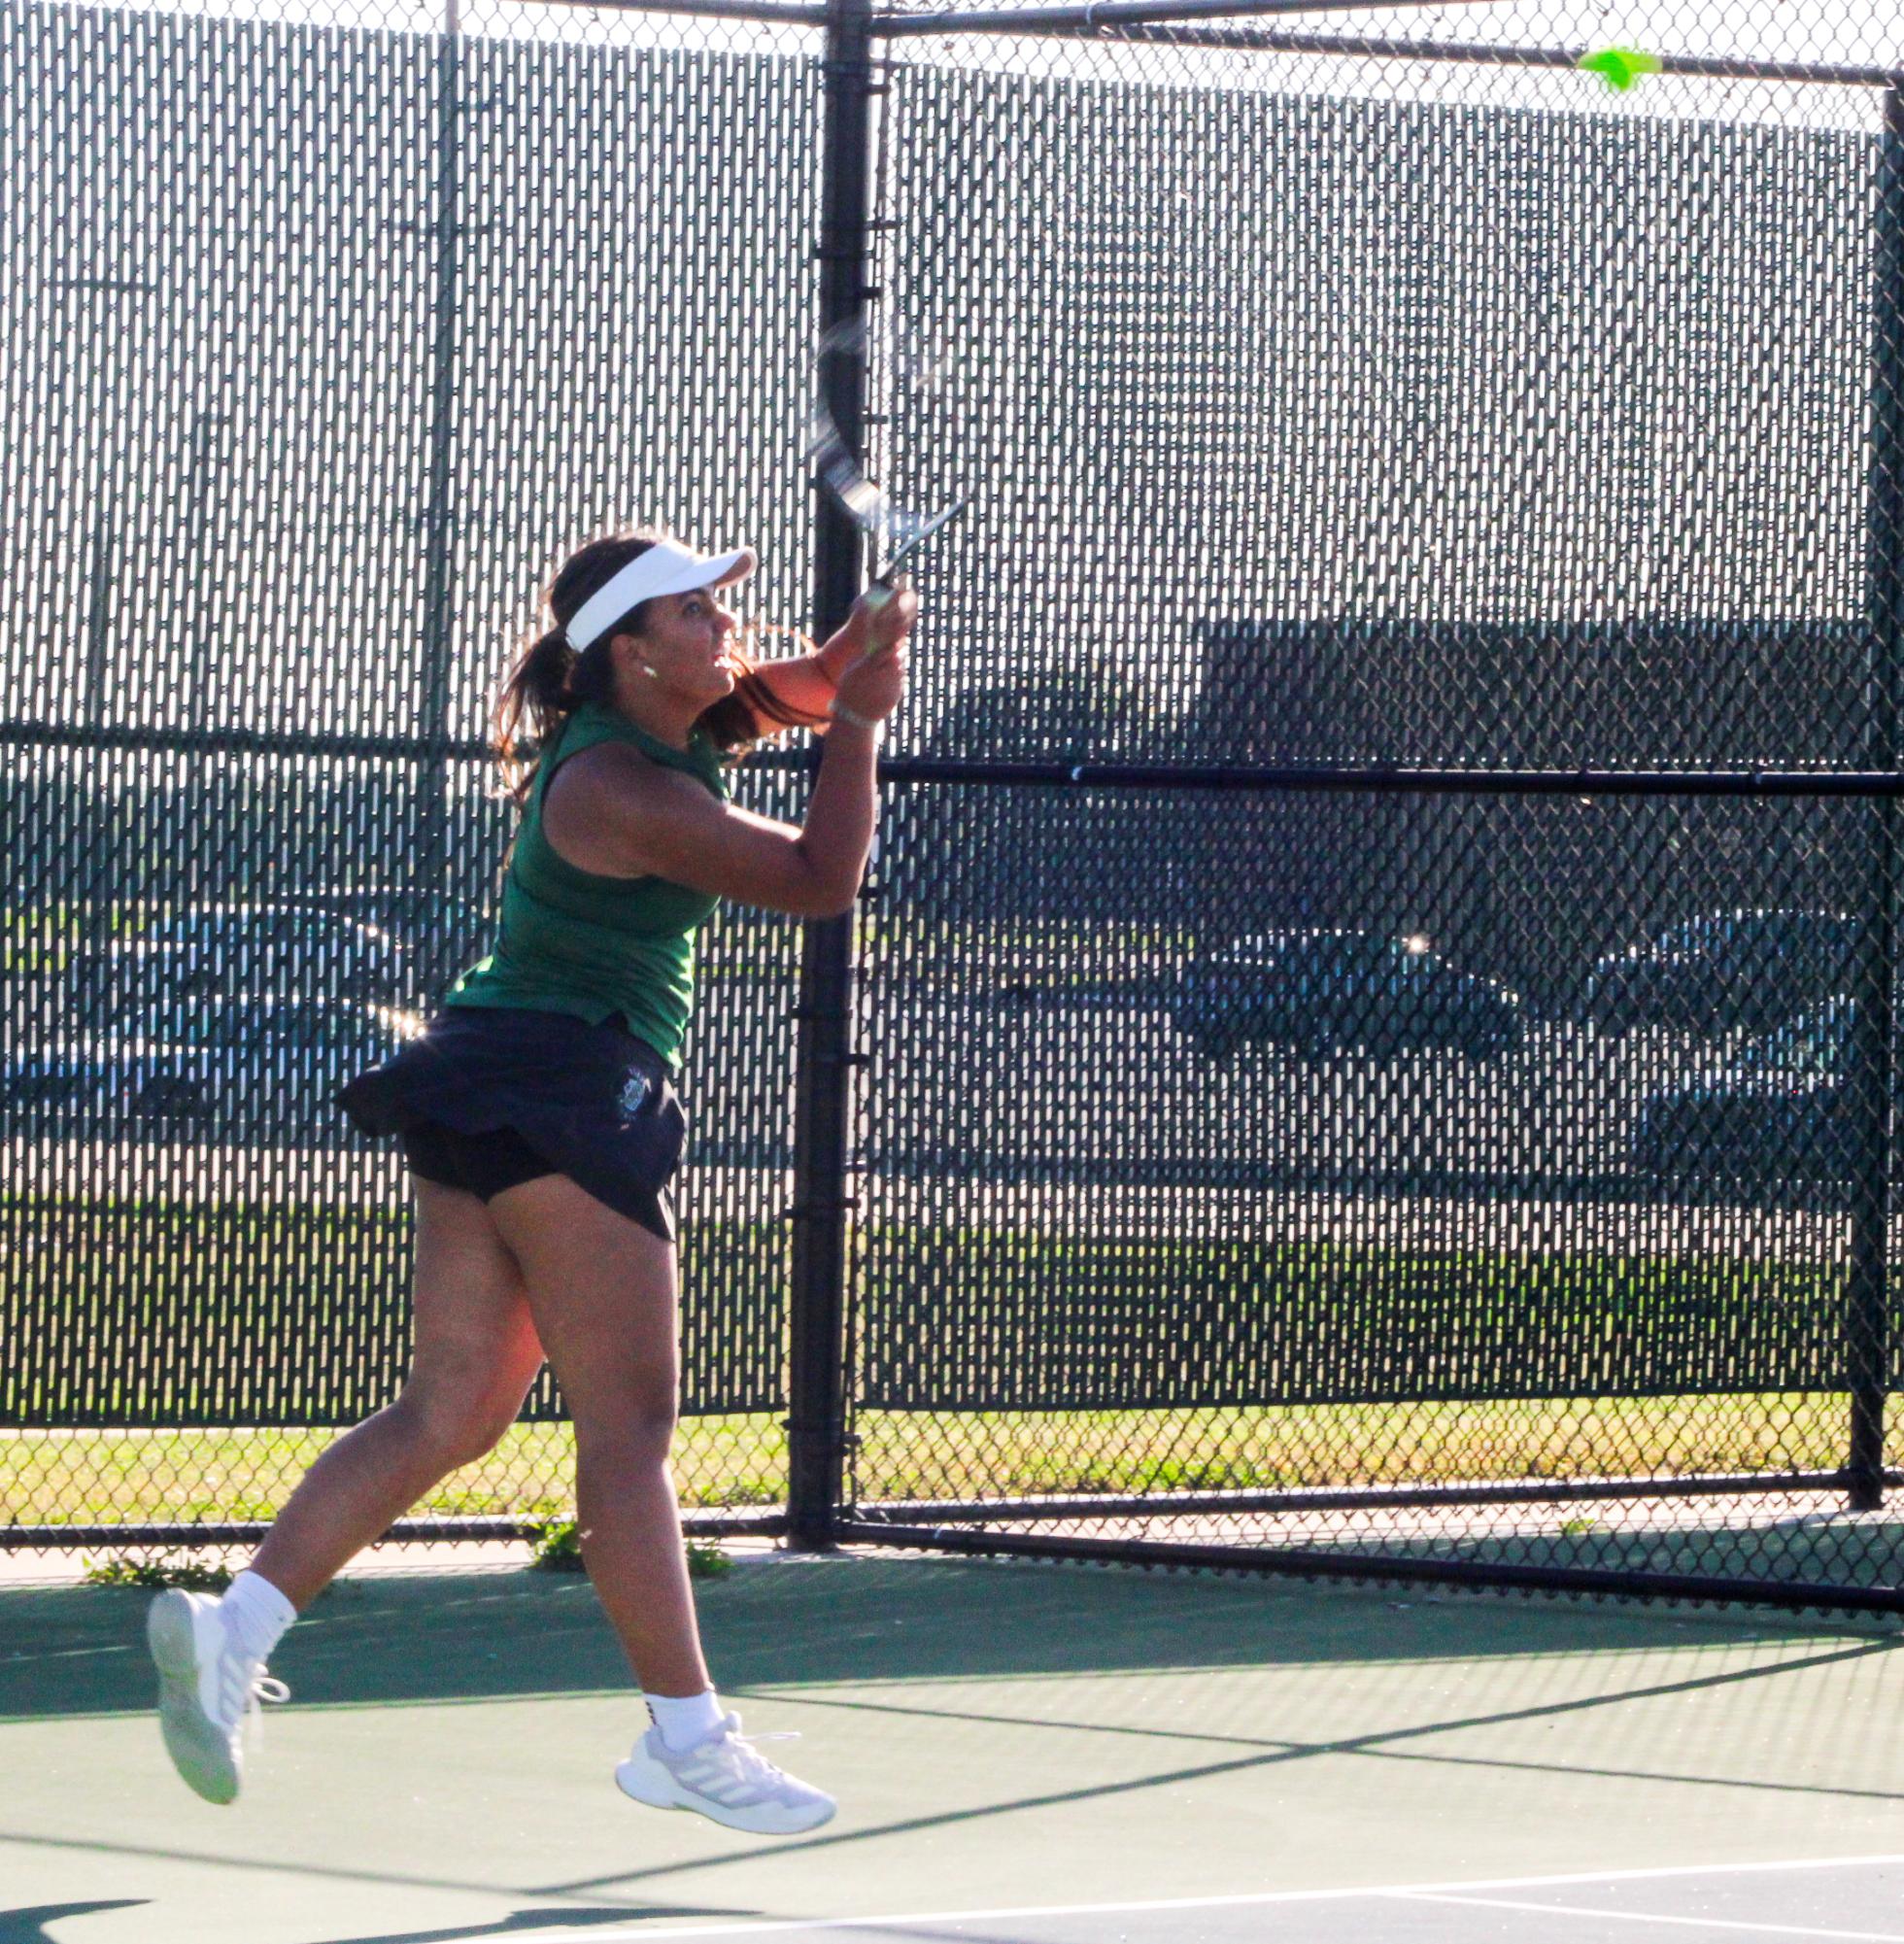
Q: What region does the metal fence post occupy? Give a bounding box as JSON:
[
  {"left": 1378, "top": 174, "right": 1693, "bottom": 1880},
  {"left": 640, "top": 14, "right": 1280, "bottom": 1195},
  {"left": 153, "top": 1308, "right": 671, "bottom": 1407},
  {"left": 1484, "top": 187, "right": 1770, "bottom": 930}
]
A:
[
  {"left": 417, "top": 0, "right": 463, "bottom": 904},
  {"left": 786, "top": 0, "right": 878, "bottom": 1546},
  {"left": 1848, "top": 79, "right": 1904, "bottom": 1512}
]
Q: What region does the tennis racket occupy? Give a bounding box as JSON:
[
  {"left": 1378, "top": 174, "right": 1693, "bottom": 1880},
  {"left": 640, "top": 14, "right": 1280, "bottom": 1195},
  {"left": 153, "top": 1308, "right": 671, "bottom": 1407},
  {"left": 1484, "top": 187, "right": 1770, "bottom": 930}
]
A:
[{"left": 805, "top": 312, "right": 968, "bottom": 616}]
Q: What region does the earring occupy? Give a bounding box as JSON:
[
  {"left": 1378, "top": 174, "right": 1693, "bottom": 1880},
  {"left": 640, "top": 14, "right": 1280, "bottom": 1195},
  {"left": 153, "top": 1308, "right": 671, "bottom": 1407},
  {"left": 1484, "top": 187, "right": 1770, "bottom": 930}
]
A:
[{"left": 640, "top": 664, "right": 660, "bottom": 679}]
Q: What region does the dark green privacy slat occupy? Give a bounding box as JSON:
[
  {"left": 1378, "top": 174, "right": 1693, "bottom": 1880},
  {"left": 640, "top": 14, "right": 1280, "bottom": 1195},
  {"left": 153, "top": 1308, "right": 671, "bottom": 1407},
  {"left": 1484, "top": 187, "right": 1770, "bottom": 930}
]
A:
[{"left": 1, "top": 0, "right": 820, "bottom": 1431}]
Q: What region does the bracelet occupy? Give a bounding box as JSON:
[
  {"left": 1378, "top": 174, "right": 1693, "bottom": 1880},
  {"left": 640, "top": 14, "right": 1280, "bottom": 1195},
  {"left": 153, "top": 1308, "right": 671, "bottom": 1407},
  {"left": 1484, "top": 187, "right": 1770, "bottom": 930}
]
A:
[{"left": 828, "top": 699, "right": 880, "bottom": 732}]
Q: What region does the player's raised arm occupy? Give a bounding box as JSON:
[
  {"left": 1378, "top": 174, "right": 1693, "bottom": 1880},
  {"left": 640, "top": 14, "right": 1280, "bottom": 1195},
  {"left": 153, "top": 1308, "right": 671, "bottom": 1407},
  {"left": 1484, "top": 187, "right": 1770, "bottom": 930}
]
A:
[
  {"left": 554, "top": 598, "right": 913, "bottom": 917},
  {"left": 706, "top": 581, "right": 916, "bottom": 744}
]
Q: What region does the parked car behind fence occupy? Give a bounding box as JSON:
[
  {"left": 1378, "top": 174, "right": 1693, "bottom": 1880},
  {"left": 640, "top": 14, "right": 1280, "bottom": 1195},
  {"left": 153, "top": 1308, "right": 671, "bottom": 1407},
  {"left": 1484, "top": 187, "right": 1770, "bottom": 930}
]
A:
[
  {"left": 1172, "top": 929, "right": 1524, "bottom": 1061},
  {"left": 63, "top": 939, "right": 225, "bottom": 1028},
  {"left": 0, "top": 993, "right": 424, "bottom": 1139},
  {"left": 67, "top": 904, "right": 414, "bottom": 1020},
  {"left": 275, "top": 886, "right": 492, "bottom": 1003},
  {"left": 1583, "top": 908, "right": 1859, "bottom": 1038},
  {"left": 1628, "top": 997, "right": 1887, "bottom": 1199}
]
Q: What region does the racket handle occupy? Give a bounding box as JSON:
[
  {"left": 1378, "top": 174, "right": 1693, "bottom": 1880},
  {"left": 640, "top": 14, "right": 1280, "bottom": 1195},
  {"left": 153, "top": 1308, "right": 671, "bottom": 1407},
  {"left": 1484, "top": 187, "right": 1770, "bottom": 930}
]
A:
[{"left": 859, "top": 577, "right": 906, "bottom": 658}]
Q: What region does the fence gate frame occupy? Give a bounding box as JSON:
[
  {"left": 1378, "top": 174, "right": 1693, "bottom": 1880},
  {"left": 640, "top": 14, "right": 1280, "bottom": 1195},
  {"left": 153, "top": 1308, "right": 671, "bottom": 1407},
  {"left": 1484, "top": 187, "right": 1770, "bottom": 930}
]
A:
[{"left": 786, "top": 0, "right": 1904, "bottom": 1612}]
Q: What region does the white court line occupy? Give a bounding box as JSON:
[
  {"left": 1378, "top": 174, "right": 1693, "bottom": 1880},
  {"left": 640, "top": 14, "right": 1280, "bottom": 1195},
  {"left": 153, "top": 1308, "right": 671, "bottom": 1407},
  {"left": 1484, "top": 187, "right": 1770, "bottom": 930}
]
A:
[
  {"left": 531, "top": 1854, "right": 1904, "bottom": 1942},
  {"left": 1397, "top": 1891, "right": 1904, "bottom": 1942},
  {"left": 0, "top": 1644, "right": 133, "bottom": 1664}
]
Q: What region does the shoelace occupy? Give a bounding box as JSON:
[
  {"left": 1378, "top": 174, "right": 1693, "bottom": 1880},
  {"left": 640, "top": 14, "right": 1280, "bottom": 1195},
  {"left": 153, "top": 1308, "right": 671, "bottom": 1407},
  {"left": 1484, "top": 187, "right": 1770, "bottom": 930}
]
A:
[
  {"left": 243, "top": 1676, "right": 291, "bottom": 1754},
  {"left": 694, "top": 1719, "right": 799, "bottom": 1784},
  {"left": 219, "top": 1653, "right": 289, "bottom": 1747},
  {"left": 723, "top": 1733, "right": 797, "bottom": 1780}
]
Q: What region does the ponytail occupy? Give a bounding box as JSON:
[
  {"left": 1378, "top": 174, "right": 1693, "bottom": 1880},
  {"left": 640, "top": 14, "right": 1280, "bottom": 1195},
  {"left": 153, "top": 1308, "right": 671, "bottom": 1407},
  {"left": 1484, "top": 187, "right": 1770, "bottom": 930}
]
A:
[
  {"left": 492, "top": 627, "right": 571, "bottom": 805},
  {"left": 489, "top": 529, "right": 667, "bottom": 805}
]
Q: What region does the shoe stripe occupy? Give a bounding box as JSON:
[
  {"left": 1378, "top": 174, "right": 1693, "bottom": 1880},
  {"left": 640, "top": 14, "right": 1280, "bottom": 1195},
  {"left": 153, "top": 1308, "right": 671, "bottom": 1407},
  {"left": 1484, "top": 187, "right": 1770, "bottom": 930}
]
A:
[{"left": 672, "top": 1756, "right": 785, "bottom": 1808}]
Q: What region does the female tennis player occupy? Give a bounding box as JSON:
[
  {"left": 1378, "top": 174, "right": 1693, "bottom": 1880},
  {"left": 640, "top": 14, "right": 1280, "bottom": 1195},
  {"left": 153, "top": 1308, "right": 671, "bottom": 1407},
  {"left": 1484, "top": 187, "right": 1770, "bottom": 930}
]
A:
[{"left": 147, "top": 528, "right": 914, "bottom": 1834}]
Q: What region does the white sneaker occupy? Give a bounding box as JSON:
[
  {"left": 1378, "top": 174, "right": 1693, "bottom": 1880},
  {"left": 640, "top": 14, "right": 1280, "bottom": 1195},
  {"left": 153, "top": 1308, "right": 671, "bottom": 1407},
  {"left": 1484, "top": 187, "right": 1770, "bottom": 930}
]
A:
[
  {"left": 615, "top": 1712, "right": 836, "bottom": 1835},
  {"left": 147, "top": 1588, "right": 289, "bottom": 1804}
]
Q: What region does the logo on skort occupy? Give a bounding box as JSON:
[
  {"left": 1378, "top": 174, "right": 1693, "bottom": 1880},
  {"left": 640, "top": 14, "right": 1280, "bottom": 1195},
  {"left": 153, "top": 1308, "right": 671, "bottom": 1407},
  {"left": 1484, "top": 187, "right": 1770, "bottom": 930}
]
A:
[{"left": 616, "top": 1067, "right": 653, "bottom": 1121}]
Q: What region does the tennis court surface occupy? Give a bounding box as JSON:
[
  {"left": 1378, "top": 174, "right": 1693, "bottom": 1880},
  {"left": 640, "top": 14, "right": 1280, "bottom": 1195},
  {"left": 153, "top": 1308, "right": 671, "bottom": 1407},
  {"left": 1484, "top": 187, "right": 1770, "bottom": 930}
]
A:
[{"left": 7, "top": 1552, "right": 1904, "bottom": 1944}]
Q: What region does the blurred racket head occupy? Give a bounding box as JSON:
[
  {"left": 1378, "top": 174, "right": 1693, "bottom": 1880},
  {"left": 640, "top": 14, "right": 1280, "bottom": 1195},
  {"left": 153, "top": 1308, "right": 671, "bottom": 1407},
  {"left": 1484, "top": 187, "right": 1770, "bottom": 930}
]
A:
[{"left": 805, "top": 313, "right": 965, "bottom": 583}]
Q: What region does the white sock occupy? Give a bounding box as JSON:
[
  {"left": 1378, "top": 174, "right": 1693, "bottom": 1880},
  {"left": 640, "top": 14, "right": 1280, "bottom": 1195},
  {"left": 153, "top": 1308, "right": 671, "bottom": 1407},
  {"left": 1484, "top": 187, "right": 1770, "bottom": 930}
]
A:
[
  {"left": 645, "top": 1688, "right": 725, "bottom": 1753},
  {"left": 219, "top": 1569, "right": 297, "bottom": 1664}
]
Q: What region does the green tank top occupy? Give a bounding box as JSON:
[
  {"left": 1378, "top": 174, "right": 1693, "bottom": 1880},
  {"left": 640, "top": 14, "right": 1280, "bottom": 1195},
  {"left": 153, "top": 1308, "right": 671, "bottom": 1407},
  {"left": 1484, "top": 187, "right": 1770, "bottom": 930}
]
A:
[{"left": 444, "top": 700, "right": 731, "bottom": 1069}]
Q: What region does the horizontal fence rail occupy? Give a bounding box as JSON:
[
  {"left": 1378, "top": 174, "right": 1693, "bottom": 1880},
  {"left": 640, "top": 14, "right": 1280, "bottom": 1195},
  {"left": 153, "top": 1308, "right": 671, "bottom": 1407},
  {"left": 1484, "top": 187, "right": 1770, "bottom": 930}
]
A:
[
  {"left": 874, "top": 11, "right": 1904, "bottom": 89},
  {"left": 20, "top": 723, "right": 1904, "bottom": 796}
]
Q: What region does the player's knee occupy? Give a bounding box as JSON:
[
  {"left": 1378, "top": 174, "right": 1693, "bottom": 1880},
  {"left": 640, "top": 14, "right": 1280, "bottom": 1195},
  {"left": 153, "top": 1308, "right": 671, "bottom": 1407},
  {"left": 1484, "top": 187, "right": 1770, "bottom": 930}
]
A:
[
  {"left": 575, "top": 1393, "right": 678, "bottom": 1467},
  {"left": 454, "top": 1393, "right": 530, "bottom": 1467},
  {"left": 396, "top": 1375, "right": 527, "bottom": 1469}
]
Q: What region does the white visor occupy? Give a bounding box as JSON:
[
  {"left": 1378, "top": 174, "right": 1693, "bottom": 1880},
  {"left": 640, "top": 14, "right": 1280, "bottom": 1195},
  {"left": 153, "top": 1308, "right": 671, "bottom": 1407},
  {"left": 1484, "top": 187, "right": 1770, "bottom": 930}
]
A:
[{"left": 564, "top": 539, "right": 757, "bottom": 652}]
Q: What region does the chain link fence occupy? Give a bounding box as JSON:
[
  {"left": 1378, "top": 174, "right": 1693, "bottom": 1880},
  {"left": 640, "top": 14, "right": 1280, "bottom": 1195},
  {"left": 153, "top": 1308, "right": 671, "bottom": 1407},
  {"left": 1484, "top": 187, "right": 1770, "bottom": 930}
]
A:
[
  {"left": 2, "top": 0, "right": 824, "bottom": 1546},
  {"left": 7, "top": 0, "right": 1904, "bottom": 1608}
]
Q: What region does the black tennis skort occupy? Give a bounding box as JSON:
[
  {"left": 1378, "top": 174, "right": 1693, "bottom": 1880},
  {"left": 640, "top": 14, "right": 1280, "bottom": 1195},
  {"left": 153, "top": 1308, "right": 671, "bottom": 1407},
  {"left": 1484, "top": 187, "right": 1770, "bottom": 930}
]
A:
[{"left": 336, "top": 1006, "right": 686, "bottom": 1243}]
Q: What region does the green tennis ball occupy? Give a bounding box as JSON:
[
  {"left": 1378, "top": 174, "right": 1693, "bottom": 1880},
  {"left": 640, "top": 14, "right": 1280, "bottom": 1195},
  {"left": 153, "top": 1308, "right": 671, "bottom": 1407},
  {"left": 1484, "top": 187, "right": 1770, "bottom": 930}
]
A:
[{"left": 1580, "top": 46, "right": 1663, "bottom": 91}]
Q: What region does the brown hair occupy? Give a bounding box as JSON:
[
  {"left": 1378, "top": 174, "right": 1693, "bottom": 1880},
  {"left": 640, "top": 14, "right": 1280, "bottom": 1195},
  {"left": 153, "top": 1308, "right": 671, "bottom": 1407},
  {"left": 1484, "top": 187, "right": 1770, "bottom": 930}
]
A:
[
  {"left": 493, "top": 530, "right": 663, "bottom": 805},
  {"left": 492, "top": 528, "right": 823, "bottom": 808},
  {"left": 699, "top": 621, "right": 829, "bottom": 749}
]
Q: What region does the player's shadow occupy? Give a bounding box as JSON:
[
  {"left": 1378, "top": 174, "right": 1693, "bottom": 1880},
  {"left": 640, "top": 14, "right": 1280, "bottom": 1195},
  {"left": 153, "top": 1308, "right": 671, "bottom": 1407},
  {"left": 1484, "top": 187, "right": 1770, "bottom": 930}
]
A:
[
  {"left": 314, "top": 1910, "right": 739, "bottom": 1944},
  {"left": 0, "top": 1905, "right": 147, "bottom": 1943},
  {"left": 13, "top": 1552, "right": 1900, "bottom": 1725}
]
